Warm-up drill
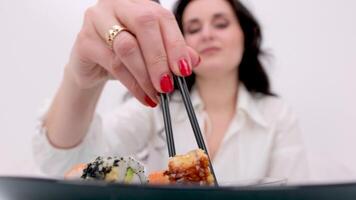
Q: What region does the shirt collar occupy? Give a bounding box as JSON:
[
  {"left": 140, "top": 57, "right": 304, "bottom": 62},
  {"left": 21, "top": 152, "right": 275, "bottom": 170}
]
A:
[
  {"left": 171, "top": 84, "right": 268, "bottom": 128},
  {"left": 236, "top": 84, "right": 268, "bottom": 128}
]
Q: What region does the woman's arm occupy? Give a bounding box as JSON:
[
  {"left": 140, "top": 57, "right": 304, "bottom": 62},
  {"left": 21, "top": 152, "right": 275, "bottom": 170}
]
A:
[
  {"left": 34, "top": 93, "right": 156, "bottom": 176},
  {"left": 44, "top": 66, "right": 105, "bottom": 149}
]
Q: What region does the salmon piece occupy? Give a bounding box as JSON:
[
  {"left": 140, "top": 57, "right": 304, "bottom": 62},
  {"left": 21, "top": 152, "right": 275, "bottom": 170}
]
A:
[
  {"left": 64, "top": 163, "right": 87, "bottom": 180},
  {"left": 148, "top": 171, "right": 170, "bottom": 185}
]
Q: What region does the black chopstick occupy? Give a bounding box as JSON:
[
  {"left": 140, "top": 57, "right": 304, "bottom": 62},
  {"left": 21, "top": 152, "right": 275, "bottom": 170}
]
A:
[
  {"left": 174, "top": 75, "right": 218, "bottom": 186},
  {"left": 153, "top": 0, "right": 217, "bottom": 185},
  {"left": 154, "top": 0, "right": 175, "bottom": 158},
  {"left": 174, "top": 76, "right": 207, "bottom": 150},
  {"left": 159, "top": 93, "right": 176, "bottom": 157}
]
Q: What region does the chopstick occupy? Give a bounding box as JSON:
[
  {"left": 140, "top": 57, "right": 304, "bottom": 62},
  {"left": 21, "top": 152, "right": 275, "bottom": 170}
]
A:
[
  {"left": 174, "top": 76, "right": 206, "bottom": 151},
  {"left": 174, "top": 75, "right": 218, "bottom": 186},
  {"left": 152, "top": 0, "right": 217, "bottom": 186},
  {"left": 159, "top": 93, "right": 176, "bottom": 157}
]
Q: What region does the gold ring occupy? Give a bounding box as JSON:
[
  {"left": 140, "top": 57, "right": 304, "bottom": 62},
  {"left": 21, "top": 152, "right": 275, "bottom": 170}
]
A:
[{"left": 106, "top": 25, "right": 128, "bottom": 49}]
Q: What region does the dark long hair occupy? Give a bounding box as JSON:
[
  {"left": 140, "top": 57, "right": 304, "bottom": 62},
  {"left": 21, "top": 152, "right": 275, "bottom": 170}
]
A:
[{"left": 173, "top": 0, "right": 274, "bottom": 96}]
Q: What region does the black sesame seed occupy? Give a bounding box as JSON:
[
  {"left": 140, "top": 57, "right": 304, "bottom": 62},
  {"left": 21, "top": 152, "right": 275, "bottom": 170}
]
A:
[{"left": 113, "top": 160, "right": 119, "bottom": 166}]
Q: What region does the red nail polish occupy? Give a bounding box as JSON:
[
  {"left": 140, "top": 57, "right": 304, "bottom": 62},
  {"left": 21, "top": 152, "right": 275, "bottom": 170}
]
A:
[
  {"left": 145, "top": 95, "right": 157, "bottom": 108},
  {"left": 178, "top": 59, "right": 192, "bottom": 76},
  {"left": 160, "top": 74, "right": 174, "bottom": 93}
]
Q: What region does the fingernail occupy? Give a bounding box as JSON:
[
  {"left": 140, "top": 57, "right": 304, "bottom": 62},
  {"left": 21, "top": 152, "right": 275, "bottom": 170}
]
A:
[
  {"left": 145, "top": 95, "right": 157, "bottom": 108},
  {"left": 160, "top": 74, "right": 174, "bottom": 93},
  {"left": 178, "top": 58, "right": 192, "bottom": 76}
]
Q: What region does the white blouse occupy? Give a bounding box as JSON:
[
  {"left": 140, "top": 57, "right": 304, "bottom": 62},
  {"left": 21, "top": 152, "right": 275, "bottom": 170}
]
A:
[{"left": 32, "top": 84, "right": 309, "bottom": 185}]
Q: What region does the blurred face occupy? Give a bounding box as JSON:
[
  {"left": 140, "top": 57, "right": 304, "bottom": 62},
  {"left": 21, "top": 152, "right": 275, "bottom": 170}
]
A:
[{"left": 182, "top": 0, "right": 244, "bottom": 79}]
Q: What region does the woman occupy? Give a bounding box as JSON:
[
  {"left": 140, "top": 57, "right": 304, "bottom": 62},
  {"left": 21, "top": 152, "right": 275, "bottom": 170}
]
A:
[{"left": 33, "top": 0, "right": 308, "bottom": 185}]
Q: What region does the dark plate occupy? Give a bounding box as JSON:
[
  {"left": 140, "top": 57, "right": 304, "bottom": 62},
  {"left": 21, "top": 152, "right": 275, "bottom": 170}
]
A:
[{"left": 1, "top": 176, "right": 356, "bottom": 200}]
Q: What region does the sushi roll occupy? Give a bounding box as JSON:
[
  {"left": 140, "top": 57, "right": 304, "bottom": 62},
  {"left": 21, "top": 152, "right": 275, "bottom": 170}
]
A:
[
  {"left": 148, "top": 149, "right": 215, "bottom": 185},
  {"left": 65, "top": 156, "right": 147, "bottom": 184}
]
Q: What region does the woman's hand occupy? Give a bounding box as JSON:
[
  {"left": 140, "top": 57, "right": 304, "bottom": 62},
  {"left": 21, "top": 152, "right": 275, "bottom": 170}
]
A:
[
  {"left": 68, "top": 0, "right": 200, "bottom": 107},
  {"left": 45, "top": 0, "right": 202, "bottom": 148}
]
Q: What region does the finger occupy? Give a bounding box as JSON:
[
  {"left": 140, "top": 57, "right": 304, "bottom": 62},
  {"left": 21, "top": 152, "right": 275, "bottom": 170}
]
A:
[
  {"left": 83, "top": 7, "right": 156, "bottom": 107},
  {"left": 114, "top": 2, "right": 193, "bottom": 77},
  {"left": 115, "top": 6, "right": 174, "bottom": 94},
  {"left": 113, "top": 30, "right": 158, "bottom": 103},
  {"left": 85, "top": 6, "right": 121, "bottom": 48},
  {"left": 90, "top": 7, "right": 158, "bottom": 102},
  {"left": 74, "top": 8, "right": 115, "bottom": 71},
  {"left": 110, "top": 59, "right": 157, "bottom": 108},
  {"left": 74, "top": 30, "right": 114, "bottom": 72},
  {"left": 78, "top": 29, "right": 154, "bottom": 107},
  {"left": 158, "top": 8, "right": 193, "bottom": 77}
]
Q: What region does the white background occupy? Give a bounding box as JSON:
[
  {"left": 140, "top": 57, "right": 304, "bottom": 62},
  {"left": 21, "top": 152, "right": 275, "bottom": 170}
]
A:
[{"left": 0, "top": 0, "right": 355, "bottom": 183}]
